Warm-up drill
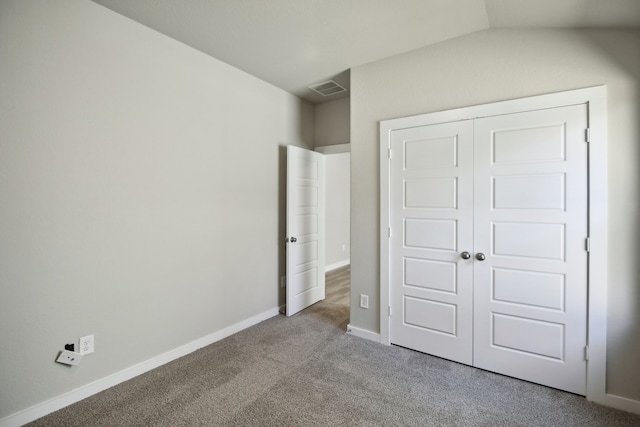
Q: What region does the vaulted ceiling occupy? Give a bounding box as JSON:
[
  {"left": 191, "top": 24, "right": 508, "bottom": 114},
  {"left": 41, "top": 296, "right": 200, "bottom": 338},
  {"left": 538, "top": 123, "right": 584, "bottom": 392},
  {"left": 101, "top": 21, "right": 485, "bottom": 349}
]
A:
[{"left": 91, "top": 0, "right": 640, "bottom": 103}]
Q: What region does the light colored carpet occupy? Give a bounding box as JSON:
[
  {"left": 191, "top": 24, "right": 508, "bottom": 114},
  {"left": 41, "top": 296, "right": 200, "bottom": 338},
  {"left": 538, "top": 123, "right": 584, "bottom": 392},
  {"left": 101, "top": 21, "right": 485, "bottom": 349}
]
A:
[{"left": 29, "top": 298, "right": 640, "bottom": 426}]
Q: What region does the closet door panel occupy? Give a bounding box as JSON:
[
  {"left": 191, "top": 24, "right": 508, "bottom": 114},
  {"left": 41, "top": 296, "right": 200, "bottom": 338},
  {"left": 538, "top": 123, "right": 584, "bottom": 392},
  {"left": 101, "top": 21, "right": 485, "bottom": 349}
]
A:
[
  {"left": 473, "top": 105, "right": 588, "bottom": 395},
  {"left": 389, "top": 121, "right": 474, "bottom": 365}
]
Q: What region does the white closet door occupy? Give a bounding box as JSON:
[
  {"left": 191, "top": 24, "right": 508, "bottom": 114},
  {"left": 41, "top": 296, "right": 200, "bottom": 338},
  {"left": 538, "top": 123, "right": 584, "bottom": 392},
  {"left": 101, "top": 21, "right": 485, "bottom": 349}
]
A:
[
  {"left": 389, "top": 121, "right": 474, "bottom": 364},
  {"left": 472, "top": 105, "right": 588, "bottom": 394}
]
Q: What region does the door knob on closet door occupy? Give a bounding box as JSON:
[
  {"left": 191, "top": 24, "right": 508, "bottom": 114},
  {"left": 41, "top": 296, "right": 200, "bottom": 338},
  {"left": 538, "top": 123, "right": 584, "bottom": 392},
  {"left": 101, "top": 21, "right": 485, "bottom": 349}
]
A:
[
  {"left": 476, "top": 252, "right": 486, "bottom": 261},
  {"left": 461, "top": 251, "right": 471, "bottom": 260},
  {"left": 289, "top": 237, "right": 297, "bottom": 243}
]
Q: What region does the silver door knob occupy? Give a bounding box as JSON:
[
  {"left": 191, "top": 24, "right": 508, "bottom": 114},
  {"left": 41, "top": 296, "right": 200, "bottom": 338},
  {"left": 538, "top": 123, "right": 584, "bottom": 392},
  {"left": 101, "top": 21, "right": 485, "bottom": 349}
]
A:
[
  {"left": 289, "top": 237, "right": 297, "bottom": 243},
  {"left": 461, "top": 251, "right": 471, "bottom": 260},
  {"left": 476, "top": 252, "right": 486, "bottom": 261}
]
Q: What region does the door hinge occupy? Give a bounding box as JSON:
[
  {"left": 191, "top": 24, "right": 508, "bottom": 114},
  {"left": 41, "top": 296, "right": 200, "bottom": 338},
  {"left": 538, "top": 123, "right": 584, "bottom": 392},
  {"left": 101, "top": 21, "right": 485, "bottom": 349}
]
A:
[
  {"left": 585, "top": 128, "right": 590, "bottom": 143},
  {"left": 388, "top": 148, "right": 392, "bottom": 159},
  {"left": 584, "top": 345, "right": 590, "bottom": 361},
  {"left": 585, "top": 237, "right": 590, "bottom": 252},
  {"left": 388, "top": 306, "right": 392, "bottom": 316},
  {"left": 388, "top": 227, "right": 392, "bottom": 238}
]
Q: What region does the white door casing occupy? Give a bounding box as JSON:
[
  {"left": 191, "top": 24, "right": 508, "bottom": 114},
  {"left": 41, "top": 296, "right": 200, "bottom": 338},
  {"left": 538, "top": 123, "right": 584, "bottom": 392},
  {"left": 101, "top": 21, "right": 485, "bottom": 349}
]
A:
[
  {"left": 286, "top": 145, "right": 326, "bottom": 316},
  {"left": 381, "top": 89, "right": 601, "bottom": 396}
]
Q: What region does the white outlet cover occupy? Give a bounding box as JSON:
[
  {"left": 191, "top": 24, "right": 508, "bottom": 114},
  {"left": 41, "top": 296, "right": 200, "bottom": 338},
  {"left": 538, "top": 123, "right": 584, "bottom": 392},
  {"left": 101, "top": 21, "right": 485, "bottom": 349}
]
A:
[
  {"left": 360, "top": 294, "right": 369, "bottom": 309},
  {"left": 79, "top": 334, "right": 94, "bottom": 355},
  {"left": 56, "top": 350, "right": 83, "bottom": 366}
]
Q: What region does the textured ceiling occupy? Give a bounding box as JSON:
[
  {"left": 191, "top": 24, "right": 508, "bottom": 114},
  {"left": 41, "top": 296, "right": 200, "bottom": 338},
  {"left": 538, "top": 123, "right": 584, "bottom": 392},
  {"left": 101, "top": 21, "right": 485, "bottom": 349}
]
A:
[{"left": 91, "top": 0, "right": 640, "bottom": 104}]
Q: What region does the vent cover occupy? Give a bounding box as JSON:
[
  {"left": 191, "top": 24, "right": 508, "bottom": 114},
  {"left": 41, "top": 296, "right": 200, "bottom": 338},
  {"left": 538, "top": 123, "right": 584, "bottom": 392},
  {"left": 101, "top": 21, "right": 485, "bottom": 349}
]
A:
[{"left": 308, "top": 80, "right": 347, "bottom": 97}]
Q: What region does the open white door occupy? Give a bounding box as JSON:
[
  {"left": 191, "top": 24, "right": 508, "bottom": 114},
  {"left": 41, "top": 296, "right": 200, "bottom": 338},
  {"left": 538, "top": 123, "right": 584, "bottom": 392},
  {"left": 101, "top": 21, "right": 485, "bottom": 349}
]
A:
[{"left": 286, "top": 145, "right": 325, "bottom": 316}]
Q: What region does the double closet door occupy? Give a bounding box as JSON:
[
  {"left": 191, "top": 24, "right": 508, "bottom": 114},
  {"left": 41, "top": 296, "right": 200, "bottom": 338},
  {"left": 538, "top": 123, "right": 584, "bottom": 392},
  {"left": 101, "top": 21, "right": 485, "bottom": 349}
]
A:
[{"left": 389, "top": 105, "right": 588, "bottom": 395}]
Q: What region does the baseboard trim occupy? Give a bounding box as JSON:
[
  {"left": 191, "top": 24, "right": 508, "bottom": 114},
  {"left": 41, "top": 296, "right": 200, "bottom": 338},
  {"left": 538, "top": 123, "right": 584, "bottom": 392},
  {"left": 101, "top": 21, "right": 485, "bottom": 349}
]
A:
[
  {"left": 325, "top": 259, "right": 350, "bottom": 272},
  {"left": 598, "top": 393, "right": 640, "bottom": 415},
  {"left": 346, "top": 324, "right": 380, "bottom": 342},
  {"left": 0, "top": 308, "right": 280, "bottom": 427}
]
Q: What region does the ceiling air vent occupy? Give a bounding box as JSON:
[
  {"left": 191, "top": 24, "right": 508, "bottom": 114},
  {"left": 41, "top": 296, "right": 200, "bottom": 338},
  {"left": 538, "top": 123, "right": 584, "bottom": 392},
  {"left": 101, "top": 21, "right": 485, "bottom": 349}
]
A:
[{"left": 308, "top": 80, "right": 347, "bottom": 97}]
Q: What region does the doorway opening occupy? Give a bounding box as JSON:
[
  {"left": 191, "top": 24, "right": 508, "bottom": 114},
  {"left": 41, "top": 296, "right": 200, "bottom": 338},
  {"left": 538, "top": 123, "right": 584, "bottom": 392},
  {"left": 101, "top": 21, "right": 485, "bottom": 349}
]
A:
[{"left": 323, "top": 149, "right": 351, "bottom": 322}]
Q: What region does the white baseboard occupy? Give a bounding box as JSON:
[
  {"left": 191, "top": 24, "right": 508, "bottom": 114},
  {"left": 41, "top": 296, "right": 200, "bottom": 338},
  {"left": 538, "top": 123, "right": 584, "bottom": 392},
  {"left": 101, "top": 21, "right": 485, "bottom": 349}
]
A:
[
  {"left": 346, "top": 324, "right": 380, "bottom": 342},
  {"left": 0, "top": 308, "right": 280, "bottom": 427},
  {"left": 325, "top": 259, "right": 350, "bottom": 272},
  {"left": 597, "top": 393, "right": 640, "bottom": 415}
]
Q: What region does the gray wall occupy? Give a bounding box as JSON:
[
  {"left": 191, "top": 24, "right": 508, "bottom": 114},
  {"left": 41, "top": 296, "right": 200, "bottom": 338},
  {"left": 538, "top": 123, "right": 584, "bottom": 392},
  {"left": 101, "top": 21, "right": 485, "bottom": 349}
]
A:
[
  {"left": 350, "top": 29, "right": 640, "bottom": 401},
  {"left": 325, "top": 153, "right": 351, "bottom": 269},
  {"left": 0, "top": 0, "right": 313, "bottom": 418},
  {"left": 314, "top": 98, "right": 350, "bottom": 147}
]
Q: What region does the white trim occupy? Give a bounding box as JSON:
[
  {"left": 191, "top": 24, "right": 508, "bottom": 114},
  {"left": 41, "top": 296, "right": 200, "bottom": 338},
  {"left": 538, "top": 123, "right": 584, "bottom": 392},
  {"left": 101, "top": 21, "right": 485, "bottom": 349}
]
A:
[
  {"left": 380, "top": 122, "right": 391, "bottom": 345},
  {"left": 325, "top": 259, "right": 350, "bottom": 272},
  {"left": 315, "top": 143, "right": 350, "bottom": 154},
  {"left": 380, "top": 86, "right": 609, "bottom": 405},
  {"left": 0, "top": 308, "right": 280, "bottom": 427},
  {"left": 347, "top": 324, "right": 381, "bottom": 342},
  {"left": 583, "top": 87, "right": 609, "bottom": 407},
  {"left": 599, "top": 394, "right": 640, "bottom": 415}
]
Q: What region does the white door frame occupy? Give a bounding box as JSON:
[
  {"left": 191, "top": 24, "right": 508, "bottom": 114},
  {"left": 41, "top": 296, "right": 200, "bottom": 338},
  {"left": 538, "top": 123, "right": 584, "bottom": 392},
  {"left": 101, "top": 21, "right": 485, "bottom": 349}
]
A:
[{"left": 379, "top": 86, "right": 608, "bottom": 404}]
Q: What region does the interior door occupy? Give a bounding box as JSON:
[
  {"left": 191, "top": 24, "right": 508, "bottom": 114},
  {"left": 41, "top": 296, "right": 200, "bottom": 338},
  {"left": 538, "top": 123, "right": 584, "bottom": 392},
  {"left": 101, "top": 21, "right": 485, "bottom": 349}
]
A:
[
  {"left": 286, "top": 145, "right": 326, "bottom": 316},
  {"left": 473, "top": 105, "right": 588, "bottom": 394},
  {"left": 389, "top": 121, "right": 474, "bottom": 364}
]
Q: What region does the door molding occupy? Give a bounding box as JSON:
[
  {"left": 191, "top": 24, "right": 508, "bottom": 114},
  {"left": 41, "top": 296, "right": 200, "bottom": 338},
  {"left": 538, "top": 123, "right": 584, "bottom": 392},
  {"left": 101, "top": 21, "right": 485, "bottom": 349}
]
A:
[{"left": 380, "top": 86, "right": 607, "bottom": 404}]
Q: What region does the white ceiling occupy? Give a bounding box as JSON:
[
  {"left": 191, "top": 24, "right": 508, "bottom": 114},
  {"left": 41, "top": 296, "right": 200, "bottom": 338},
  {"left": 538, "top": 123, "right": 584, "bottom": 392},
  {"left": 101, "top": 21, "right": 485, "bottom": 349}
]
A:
[{"left": 91, "top": 0, "right": 640, "bottom": 104}]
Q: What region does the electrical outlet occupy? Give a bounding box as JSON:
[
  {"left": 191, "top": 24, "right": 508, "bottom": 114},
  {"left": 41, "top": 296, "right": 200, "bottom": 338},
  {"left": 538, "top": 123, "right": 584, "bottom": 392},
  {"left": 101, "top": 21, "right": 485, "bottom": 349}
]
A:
[
  {"left": 79, "top": 335, "right": 94, "bottom": 355},
  {"left": 360, "top": 294, "right": 369, "bottom": 309},
  {"left": 56, "top": 350, "right": 83, "bottom": 366}
]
